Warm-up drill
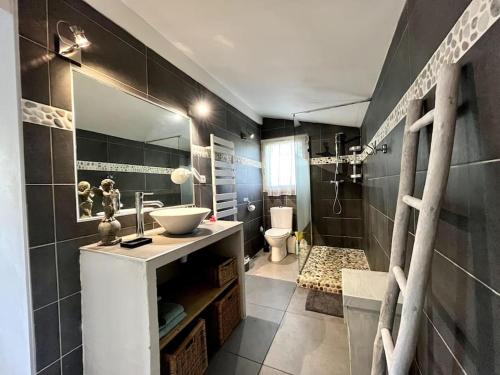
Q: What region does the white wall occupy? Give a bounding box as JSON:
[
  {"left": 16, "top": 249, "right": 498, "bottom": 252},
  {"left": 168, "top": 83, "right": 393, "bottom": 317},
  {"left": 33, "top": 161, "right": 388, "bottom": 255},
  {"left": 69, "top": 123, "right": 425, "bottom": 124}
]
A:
[{"left": 0, "top": 0, "right": 35, "bottom": 373}]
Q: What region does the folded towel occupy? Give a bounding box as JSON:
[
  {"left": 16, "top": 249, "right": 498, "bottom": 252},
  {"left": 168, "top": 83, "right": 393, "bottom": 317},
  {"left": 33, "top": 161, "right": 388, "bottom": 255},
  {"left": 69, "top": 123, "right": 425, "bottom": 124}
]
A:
[
  {"left": 159, "top": 311, "right": 187, "bottom": 338},
  {"left": 158, "top": 302, "right": 185, "bottom": 325}
]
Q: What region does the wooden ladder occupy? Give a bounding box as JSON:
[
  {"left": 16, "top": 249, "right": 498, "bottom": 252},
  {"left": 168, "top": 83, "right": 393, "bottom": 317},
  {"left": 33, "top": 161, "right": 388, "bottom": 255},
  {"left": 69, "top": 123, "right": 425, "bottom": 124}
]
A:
[{"left": 371, "top": 63, "right": 460, "bottom": 375}]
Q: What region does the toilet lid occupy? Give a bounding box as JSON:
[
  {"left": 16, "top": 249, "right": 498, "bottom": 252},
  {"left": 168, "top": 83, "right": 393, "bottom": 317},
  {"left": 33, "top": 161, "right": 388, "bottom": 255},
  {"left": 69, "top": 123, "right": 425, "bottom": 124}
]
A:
[{"left": 265, "top": 228, "right": 290, "bottom": 237}]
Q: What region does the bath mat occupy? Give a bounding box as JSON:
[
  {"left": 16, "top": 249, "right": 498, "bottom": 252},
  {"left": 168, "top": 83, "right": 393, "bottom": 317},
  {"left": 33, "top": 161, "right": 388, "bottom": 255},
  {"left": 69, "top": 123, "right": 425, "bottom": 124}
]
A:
[{"left": 305, "top": 290, "right": 344, "bottom": 318}]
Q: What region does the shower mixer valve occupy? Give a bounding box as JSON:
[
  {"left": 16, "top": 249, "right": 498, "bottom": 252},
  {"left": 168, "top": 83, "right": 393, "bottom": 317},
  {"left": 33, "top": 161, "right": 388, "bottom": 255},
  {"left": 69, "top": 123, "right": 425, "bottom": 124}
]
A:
[{"left": 329, "top": 179, "right": 344, "bottom": 185}]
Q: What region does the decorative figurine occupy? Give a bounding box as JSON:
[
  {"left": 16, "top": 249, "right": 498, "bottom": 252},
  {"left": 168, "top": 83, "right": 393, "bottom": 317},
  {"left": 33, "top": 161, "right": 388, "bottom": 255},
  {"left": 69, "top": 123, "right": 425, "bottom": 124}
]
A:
[
  {"left": 94, "top": 178, "right": 122, "bottom": 246},
  {"left": 78, "top": 181, "right": 94, "bottom": 219}
]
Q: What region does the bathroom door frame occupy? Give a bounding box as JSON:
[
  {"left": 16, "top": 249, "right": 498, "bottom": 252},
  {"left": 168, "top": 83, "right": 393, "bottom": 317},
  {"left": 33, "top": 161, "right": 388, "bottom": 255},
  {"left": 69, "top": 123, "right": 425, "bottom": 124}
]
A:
[{"left": 0, "top": 0, "right": 36, "bottom": 373}]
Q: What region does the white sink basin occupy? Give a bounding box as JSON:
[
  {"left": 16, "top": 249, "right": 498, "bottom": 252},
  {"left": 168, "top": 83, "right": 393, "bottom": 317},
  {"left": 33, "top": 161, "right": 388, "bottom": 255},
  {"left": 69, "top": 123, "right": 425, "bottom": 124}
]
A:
[{"left": 150, "top": 207, "right": 211, "bottom": 234}]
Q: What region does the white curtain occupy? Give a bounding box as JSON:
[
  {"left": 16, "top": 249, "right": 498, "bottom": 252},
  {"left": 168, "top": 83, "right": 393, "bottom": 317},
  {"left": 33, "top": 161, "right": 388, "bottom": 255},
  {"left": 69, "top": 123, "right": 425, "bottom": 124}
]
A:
[{"left": 261, "top": 136, "right": 296, "bottom": 196}]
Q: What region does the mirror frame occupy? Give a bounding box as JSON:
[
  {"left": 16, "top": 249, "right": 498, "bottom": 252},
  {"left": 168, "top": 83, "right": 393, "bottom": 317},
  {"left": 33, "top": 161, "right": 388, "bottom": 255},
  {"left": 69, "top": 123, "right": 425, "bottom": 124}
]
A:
[{"left": 70, "top": 67, "right": 195, "bottom": 222}]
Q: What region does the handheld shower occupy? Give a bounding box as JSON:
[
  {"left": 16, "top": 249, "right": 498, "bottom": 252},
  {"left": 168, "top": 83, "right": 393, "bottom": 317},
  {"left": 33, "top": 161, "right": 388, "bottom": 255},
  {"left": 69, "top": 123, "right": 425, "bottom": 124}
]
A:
[{"left": 330, "top": 132, "right": 345, "bottom": 215}]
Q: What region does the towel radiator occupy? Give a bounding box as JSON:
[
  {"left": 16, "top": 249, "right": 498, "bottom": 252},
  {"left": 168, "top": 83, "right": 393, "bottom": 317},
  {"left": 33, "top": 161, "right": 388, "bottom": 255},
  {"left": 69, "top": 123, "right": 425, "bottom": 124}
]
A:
[{"left": 210, "top": 134, "right": 237, "bottom": 220}]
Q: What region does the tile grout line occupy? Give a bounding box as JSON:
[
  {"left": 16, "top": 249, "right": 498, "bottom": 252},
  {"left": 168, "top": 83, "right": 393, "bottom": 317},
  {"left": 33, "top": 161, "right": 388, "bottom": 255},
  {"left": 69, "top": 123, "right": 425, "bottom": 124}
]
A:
[
  {"left": 33, "top": 290, "right": 81, "bottom": 313},
  {"left": 422, "top": 310, "right": 468, "bottom": 375},
  {"left": 366, "top": 158, "right": 500, "bottom": 182},
  {"left": 49, "top": 121, "right": 65, "bottom": 369},
  {"left": 36, "top": 357, "right": 60, "bottom": 374},
  {"left": 259, "top": 284, "right": 296, "bottom": 371},
  {"left": 368, "top": 202, "right": 499, "bottom": 295},
  {"left": 434, "top": 249, "right": 500, "bottom": 297}
]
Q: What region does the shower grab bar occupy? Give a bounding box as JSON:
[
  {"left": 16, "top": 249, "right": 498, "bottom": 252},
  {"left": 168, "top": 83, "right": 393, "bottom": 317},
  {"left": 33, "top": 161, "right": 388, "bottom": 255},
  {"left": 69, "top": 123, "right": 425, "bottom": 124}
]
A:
[{"left": 371, "top": 63, "right": 460, "bottom": 375}]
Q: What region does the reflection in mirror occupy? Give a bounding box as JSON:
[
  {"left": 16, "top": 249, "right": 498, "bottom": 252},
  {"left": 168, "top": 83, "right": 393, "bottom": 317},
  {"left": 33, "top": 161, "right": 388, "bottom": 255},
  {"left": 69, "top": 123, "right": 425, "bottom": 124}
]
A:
[{"left": 72, "top": 70, "right": 193, "bottom": 221}]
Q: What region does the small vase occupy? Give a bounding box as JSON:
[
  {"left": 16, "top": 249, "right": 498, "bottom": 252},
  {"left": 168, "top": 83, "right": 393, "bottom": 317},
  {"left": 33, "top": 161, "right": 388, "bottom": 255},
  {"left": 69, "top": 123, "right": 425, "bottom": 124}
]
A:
[{"left": 98, "top": 218, "right": 122, "bottom": 246}]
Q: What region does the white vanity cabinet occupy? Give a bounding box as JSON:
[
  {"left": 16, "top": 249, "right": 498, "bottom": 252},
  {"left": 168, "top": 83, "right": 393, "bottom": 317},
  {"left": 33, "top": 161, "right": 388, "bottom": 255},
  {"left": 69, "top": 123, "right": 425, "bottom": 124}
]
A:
[{"left": 79, "top": 221, "right": 246, "bottom": 375}]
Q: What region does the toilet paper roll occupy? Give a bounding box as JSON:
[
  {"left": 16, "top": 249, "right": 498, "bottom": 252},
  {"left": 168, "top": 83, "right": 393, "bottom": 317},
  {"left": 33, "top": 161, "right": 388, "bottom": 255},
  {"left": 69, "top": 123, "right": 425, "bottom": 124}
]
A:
[{"left": 247, "top": 204, "right": 256, "bottom": 212}]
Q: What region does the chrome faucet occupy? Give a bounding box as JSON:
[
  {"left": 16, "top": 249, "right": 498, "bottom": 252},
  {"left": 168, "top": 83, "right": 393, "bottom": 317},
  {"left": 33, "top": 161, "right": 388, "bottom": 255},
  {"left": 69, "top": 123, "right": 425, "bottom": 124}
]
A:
[{"left": 135, "top": 192, "right": 164, "bottom": 237}]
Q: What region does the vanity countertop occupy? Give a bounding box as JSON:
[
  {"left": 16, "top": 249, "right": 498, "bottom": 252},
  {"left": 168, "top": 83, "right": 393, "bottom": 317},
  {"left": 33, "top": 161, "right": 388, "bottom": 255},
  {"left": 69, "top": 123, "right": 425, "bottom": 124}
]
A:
[{"left": 80, "top": 220, "right": 243, "bottom": 264}]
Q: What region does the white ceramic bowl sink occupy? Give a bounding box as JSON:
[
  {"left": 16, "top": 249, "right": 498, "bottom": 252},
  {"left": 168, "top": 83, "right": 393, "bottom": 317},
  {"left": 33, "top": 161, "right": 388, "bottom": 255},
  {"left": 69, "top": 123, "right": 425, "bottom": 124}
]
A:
[{"left": 150, "top": 207, "right": 211, "bottom": 234}]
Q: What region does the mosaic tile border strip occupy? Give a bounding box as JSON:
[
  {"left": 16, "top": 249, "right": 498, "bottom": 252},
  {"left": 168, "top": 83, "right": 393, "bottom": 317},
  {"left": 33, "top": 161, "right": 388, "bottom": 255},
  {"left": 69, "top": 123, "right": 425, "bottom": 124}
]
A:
[
  {"left": 191, "top": 145, "right": 211, "bottom": 159},
  {"left": 22, "top": 99, "right": 73, "bottom": 130},
  {"left": 192, "top": 144, "right": 262, "bottom": 168},
  {"left": 21, "top": 102, "right": 262, "bottom": 169},
  {"left": 77, "top": 160, "right": 175, "bottom": 175},
  {"left": 234, "top": 155, "right": 262, "bottom": 168},
  {"left": 310, "top": 154, "right": 360, "bottom": 165},
  {"left": 360, "top": 0, "right": 500, "bottom": 161},
  {"left": 297, "top": 246, "right": 369, "bottom": 294}
]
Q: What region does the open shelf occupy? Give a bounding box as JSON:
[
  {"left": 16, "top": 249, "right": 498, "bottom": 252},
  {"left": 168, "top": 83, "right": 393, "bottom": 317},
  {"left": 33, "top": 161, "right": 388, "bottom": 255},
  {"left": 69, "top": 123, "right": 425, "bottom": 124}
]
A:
[{"left": 158, "top": 276, "right": 238, "bottom": 350}]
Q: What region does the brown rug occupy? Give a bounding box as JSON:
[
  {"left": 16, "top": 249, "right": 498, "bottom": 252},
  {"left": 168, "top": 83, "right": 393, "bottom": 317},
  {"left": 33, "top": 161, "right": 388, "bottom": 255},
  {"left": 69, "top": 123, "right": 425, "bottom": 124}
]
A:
[{"left": 305, "top": 290, "right": 344, "bottom": 318}]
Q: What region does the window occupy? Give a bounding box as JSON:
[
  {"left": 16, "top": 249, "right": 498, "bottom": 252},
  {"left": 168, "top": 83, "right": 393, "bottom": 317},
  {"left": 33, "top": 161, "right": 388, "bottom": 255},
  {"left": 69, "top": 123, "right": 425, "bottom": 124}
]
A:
[{"left": 261, "top": 136, "right": 296, "bottom": 196}]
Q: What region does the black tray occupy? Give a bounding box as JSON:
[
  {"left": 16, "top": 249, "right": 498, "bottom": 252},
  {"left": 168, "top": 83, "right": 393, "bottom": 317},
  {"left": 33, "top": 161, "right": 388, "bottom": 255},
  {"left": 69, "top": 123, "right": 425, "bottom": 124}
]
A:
[{"left": 120, "top": 237, "right": 152, "bottom": 249}]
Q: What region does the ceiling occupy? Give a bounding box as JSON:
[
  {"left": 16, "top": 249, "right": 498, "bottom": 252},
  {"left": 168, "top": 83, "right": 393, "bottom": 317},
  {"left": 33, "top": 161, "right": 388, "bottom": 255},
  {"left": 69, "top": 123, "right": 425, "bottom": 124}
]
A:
[{"left": 119, "top": 0, "right": 405, "bottom": 127}]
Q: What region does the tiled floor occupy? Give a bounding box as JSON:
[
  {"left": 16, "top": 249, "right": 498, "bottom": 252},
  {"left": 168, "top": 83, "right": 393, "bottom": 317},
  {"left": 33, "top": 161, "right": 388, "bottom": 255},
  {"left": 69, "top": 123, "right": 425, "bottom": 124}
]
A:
[
  {"left": 246, "top": 250, "right": 299, "bottom": 283},
  {"left": 207, "top": 273, "right": 350, "bottom": 375}
]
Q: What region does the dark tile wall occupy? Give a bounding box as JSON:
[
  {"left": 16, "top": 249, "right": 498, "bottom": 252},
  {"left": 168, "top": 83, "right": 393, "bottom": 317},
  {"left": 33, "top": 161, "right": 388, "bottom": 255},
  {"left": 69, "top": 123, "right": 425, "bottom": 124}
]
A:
[
  {"left": 261, "top": 118, "right": 363, "bottom": 248},
  {"left": 75, "top": 129, "right": 190, "bottom": 215},
  {"left": 263, "top": 193, "right": 297, "bottom": 230},
  {"left": 361, "top": 0, "right": 500, "bottom": 373},
  {"left": 18, "top": 0, "right": 263, "bottom": 373}
]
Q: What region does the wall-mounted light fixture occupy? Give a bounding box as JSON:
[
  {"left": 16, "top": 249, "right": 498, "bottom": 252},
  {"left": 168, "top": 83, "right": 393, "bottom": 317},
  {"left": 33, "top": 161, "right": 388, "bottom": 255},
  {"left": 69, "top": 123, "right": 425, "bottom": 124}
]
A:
[
  {"left": 56, "top": 20, "right": 91, "bottom": 65},
  {"left": 240, "top": 128, "right": 255, "bottom": 140},
  {"left": 188, "top": 100, "right": 211, "bottom": 118}
]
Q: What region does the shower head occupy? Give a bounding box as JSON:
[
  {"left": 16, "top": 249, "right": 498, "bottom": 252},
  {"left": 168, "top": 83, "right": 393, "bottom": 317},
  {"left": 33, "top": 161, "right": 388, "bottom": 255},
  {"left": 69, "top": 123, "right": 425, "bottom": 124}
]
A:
[
  {"left": 293, "top": 114, "right": 301, "bottom": 127},
  {"left": 334, "top": 132, "right": 345, "bottom": 158},
  {"left": 335, "top": 132, "right": 345, "bottom": 142}
]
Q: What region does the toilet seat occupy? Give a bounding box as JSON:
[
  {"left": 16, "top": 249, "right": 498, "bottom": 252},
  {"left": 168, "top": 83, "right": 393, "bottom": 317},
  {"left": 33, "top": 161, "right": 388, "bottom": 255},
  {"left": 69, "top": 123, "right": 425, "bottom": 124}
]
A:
[{"left": 265, "top": 228, "right": 291, "bottom": 238}]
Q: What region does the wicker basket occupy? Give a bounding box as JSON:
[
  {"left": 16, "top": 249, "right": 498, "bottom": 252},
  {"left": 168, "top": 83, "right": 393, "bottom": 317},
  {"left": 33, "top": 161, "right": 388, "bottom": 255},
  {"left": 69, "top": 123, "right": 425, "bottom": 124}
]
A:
[
  {"left": 213, "top": 283, "right": 241, "bottom": 345},
  {"left": 206, "top": 257, "right": 238, "bottom": 287},
  {"left": 164, "top": 319, "right": 208, "bottom": 375}
]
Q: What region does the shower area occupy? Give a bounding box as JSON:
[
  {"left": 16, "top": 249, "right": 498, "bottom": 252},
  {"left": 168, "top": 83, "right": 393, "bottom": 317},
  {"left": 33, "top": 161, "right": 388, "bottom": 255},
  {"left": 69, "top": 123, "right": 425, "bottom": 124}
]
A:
[
  {"left": 292, "top": 122, "right": 370, "bottom": 294},
  {"left": 259, "top": 117, "right": 370, "bottom": 297}
]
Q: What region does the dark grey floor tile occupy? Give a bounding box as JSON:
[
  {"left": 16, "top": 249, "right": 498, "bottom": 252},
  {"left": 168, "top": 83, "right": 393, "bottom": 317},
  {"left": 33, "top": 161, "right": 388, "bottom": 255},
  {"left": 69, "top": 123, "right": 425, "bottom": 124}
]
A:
[
  {"left": 207, "top": 350, "right": 261, "bottom": 375},
  {"left": 34, "top": 303, "right": 60, "bottom": 371},
  {"left": 222, "top": 316, "right": 280, "bottom": 363},
  {"left": 30, "top": 244, "right": 58, "bottom": 309},
  {"left": 245, "top": 275, "right": 296, "bottom": 311},
  {"left": 60, "top": 293, "right": 82, "bottom": 355}
]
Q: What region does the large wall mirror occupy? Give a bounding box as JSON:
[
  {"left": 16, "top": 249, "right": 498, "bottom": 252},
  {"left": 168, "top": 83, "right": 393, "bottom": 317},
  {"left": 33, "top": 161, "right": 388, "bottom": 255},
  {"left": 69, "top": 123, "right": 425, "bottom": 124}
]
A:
[{"left": 72, "top": 70, "right": 193, "bottom": 221}]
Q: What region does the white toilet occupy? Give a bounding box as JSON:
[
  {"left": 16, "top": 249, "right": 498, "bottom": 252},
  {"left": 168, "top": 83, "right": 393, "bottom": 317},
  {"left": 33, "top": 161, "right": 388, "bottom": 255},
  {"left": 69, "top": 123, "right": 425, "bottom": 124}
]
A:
[{"left": 265, "top": 207, "right": 293, "bottom": 262}]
